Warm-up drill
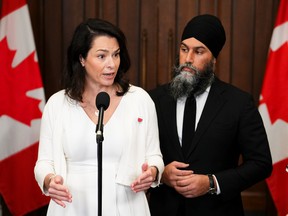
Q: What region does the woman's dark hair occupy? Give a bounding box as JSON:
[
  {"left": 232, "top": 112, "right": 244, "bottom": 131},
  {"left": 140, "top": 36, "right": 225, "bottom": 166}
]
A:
[{"left": 62, "top": 18, "right": 131, "bottom": 102}]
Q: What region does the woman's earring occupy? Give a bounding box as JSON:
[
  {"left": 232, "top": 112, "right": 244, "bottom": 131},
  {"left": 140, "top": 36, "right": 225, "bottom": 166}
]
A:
[{"left": 79, "top": 57, "right": 85, "bottom": 67}]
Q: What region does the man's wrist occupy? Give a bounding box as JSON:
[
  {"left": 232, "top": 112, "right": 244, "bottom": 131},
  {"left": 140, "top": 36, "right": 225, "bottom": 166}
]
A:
[{"left": 207, "top": 174, "right": 217, "bottom": 195}]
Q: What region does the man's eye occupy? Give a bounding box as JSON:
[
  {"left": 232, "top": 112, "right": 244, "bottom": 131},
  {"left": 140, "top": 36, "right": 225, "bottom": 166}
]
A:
[{"left": 181, "top": 47, "right": 188, "bottom": 53}]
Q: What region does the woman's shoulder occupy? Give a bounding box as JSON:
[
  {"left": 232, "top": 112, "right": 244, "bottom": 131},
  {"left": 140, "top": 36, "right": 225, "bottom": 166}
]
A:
[
  {"left": 127, "top": 85, "right": 151, "bottom": 100},
  {"left": 46, "top": 90, "right": 66, "bottom": 104},
  {"left": 45, "top": 90, "right": 75, "bottom": 109}
]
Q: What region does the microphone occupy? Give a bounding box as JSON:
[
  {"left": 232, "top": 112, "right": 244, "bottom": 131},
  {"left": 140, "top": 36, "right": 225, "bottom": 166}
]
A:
[{"left": 95, "top": 92, "right": 110, "bottom": 142}]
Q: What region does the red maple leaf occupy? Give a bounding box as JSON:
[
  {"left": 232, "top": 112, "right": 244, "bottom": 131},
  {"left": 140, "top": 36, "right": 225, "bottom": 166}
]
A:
[
  {"left": 259, "top": 44, "right": 288, "bottom": 124},
  {"left": 0, "top": 37, "right": 43, "bottom": 126}
]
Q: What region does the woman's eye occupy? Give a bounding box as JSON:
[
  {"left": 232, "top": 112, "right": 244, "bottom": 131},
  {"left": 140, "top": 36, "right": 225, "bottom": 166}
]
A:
[{"left": 114, "top": 52, "right": 120, "bottom": 57}]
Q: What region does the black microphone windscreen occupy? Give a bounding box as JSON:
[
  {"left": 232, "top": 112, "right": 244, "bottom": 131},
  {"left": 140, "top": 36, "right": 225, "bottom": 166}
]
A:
[{"left": 96, "top": 92, "right": 110, "bottom": 110}]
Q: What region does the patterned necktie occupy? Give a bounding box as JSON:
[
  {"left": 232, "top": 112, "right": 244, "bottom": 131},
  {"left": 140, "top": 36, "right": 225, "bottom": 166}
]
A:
[{"left": 182, "top": 95, "right": 196, "bottom": 155}]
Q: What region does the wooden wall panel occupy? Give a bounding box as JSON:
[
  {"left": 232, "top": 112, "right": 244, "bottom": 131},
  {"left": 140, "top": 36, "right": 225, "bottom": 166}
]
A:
[
  {"left": 199, "top": 0, "right": 216, "bottom": 14},
  {"left": 217, "top": 0, "right": 233, "bottom": 83},
  {"left": 63, "top": 0, "right": 84, "bottom": 54},
  {"left": 42, "top": 0, "right": 63, "bottom": 99},
  {"left": 253, "top": 0, "right": 279, "bottom": 101},
  {"left": 118, "top": 0, "right": 140, "bottom": 86},
  {"left": 232, "top": 0, "right": 255, "bottom": 93},
  {"left": 101, "top": 0, "right": 118, "bottom": 24},
  {"left": 157, "top": 0, "right": 176, "bottom": 86},
  {"left": 84, "top": 0, "right": 98, "bottom": 19},
  {"left": 27, "top": 0, "right": 42, "bottom": 57},
  {"left": 140, "top": 0, "right": 158, "bottom": 89},
  {"left": 176, "top": 0, "right": 198, "bottom": 52}
]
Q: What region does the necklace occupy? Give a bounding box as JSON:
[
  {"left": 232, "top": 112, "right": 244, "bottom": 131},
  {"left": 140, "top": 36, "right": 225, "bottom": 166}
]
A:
[{"left": 95, "top": 110, "right": 99, "bottom": 117}]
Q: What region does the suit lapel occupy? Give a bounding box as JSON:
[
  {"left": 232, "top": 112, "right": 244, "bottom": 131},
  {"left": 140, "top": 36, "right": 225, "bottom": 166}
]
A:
[
  {"left": 185, "top": 79, "right": 227, "bottom": 158},
  {"left": 159, "top": 87, "right": 184, "bottom": 160}
]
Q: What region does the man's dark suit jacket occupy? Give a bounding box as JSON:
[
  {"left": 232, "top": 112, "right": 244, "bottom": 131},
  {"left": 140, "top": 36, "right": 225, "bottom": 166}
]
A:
[{"left": 148, "top": 77, "right": 272, "bottom": 216}]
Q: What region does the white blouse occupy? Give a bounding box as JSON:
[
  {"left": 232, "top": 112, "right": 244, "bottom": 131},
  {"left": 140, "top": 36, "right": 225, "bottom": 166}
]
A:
[{"left": 34, "top": 85, "right": 164, "bottom": 216}]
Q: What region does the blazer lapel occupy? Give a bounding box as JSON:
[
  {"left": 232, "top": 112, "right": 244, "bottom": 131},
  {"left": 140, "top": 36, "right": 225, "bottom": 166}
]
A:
[
  {"left": 159, "top": 90, "right": 184, "bottom": 160},
  {"left": 186, "top": 78, "right": 227, "bottom": 158}
]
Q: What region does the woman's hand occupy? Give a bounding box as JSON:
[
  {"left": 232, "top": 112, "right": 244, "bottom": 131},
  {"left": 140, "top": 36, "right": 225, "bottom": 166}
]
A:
[
  {"left": 45, "top": 174, "right": 72, "bottom": 208},
  {"left": 130, "top": 163, "right": 158, "bottom": 193}
]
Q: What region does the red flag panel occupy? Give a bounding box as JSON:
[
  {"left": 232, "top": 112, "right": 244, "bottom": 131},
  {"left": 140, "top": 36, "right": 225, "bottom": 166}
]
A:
[
  {"left": 0, "top": 0, "right": 26, "bottom": 18},
  {"left": 0, "top": 0, "right": 50, "bottom": 215},
  {"left": 259, "top": 0, "right": 288, "bottom": 215},
  {"left": 0, "top": 144, "right": 49, "bottom": 215}
]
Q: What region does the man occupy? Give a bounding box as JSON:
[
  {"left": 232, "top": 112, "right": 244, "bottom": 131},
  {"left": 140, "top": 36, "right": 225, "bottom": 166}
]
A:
[{"left": 148, "top": 14, "right": 272, "bottom": 216}]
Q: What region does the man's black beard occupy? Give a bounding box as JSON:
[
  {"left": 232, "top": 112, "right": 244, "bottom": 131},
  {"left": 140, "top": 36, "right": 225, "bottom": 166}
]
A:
[{"left": 169, "top": 60, "right": 215, "bottom": 100}]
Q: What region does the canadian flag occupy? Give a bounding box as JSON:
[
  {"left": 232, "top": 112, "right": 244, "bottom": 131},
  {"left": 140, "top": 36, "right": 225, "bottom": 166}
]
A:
[
  {"left": 0, "top": 0, "right": 49, "bottom": 215},
  {"left": 258, "top": 0, "right": 288, "bottom": 216}
]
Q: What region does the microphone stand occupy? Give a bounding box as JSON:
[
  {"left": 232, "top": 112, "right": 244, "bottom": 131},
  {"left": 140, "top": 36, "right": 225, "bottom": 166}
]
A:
[
  {"left": 96, "top": 107, "right": 104, "bottom": 216},
  {"left": 95, "top": 91, "right": 110, "bottom": 216}
]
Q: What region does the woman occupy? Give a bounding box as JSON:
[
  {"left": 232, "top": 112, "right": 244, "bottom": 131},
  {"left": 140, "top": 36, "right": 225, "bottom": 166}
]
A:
[{"left": 34, "top": 18, "right": 164, "bottom": 216}]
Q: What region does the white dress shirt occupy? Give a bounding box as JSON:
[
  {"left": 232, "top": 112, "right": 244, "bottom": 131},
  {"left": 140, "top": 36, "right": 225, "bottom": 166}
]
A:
[{"left": 176, "top": 86, "right": 221, "bottom": 194}]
